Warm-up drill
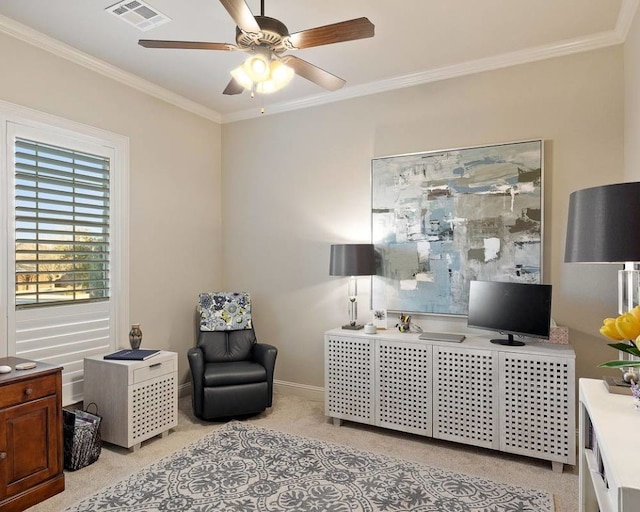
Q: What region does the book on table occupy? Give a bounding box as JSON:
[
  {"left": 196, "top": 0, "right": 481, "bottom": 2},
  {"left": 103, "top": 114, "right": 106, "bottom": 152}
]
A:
[{"left": 103, "top": 349, "right": 160, "bottom": 361}]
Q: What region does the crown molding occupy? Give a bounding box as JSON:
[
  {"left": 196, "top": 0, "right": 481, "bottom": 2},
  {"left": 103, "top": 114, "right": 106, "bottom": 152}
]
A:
[
  {"left": 1, "top": 0, "right": 637, "bottom": 126},
  {"left": 0, "top": 14, "right": 222, "bottom": 124},
  {"left": 223, "top": 29, "right": 626, "bottom": 123},
  {"left": 617, "top": 0, "right": 640, "bottom": 38}
]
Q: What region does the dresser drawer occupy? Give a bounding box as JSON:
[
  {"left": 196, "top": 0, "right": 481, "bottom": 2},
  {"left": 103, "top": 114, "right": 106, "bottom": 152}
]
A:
[
  {"left": 133, "top": 357, "right": 175, "bottom": 384},
  {"left": 0, "top": 373, "right": 58, "bottom": 409}
]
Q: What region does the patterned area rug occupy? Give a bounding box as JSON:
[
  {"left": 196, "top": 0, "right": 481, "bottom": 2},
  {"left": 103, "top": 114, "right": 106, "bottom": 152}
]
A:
[{"left": 65, "top": 422, "right": 554, "bottom": 511}]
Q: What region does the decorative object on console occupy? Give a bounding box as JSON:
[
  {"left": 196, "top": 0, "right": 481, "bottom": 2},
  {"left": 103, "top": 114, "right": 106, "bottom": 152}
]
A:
[
  {"left": 129, "top": 323, "right": 142, "bottom": 349},
  {"left": 371, "top": 140, "right": 543, "bottom": 316},
  {"left": 632, "top": 381, "right": 640, "bottom": 410},
  {"left": 565, "top": 182, "right": 640, "bottom": 388},
  {"left": 397, "top": 313, "right": 411, "bottom": 332},
  {"left": 329, "top": 244, "right": 376, "bottom": 330},
  {"left": 597, "top": 307, "right": 640, "bottom": 386},
  {"left": 364, "top": 323, "right": 377, "bottom": 334},
  {"left": 547, "top": 325, "right": 569, "bottom": 344},
  {"left": 532, "top": 325, "right": 569, "bottom": 344},
  {"left": 372, "top": 309, "right": 387, "bottom": 329},
  {"left": 395, "top": 313, "right": 423, "bottom": 333}
]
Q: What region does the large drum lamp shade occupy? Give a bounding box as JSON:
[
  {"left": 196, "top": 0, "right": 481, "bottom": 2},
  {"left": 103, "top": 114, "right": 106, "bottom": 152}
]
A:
[
  {"left": 329, "top": 244, "right": 376, "bottom": 276},
  {"left": 565, "top": 182, "right": 640, "bottom": 263}
]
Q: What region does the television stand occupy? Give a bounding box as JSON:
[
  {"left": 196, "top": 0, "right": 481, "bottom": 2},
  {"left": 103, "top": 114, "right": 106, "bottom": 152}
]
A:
[
  {"left": 325, "top": 328, "right": 575, "bottom": 471},
  {"left": 490, "top": 334, "right": 525, "bottom": 346}
]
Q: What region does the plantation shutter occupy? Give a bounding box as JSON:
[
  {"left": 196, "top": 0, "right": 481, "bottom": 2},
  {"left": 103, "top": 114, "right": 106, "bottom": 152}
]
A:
[
  {"left": 3, "top": 111, "right": 127, "bottom": 407},
  {"left": 14, "top": 137, "right": 110, "bottom": 307}
]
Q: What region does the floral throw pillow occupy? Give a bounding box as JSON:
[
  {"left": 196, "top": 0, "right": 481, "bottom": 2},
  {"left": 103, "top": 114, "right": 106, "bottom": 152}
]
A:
[{"left": 198, "top": 292, "right": 252, "bottom": 331}]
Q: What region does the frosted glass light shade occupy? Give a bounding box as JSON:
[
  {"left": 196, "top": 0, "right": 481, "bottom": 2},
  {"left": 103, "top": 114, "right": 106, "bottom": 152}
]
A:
[
  {"left": 230, "top": 57, "right": 294, "bottom": 94},
  {"left": 256, "top": 61, "right": 294, "bottom": 94}
]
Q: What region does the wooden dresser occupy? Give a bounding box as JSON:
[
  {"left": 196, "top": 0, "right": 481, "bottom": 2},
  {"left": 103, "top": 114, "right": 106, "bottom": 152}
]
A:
[{"left": 0, "top": 357, "right": 64, "bottom": 512}]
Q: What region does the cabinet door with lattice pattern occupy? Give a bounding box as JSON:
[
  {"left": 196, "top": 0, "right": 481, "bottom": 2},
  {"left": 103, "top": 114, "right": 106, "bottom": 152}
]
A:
[
  {"left": 433, "top": 346, "right": 498, "bottom": 449},
  {"left": 324, "top": 335, "right": 374, "bottom": 424},
  {"left": 376, "top": 340, "right": 432, "bottom": 436},
  {"left": 499, "top": 352, "right": 575, "bottom": 465}
]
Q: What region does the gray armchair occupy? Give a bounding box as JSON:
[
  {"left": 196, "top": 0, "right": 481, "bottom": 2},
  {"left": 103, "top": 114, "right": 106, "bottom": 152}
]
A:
[{"left": 188, "top": 292, "right": 277, "bottom": 421}]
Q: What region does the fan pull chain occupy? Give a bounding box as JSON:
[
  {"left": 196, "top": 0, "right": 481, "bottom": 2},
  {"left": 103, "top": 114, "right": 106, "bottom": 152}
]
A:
[{"left": 247, "top": 83, "right": 265, "bottom": 113}]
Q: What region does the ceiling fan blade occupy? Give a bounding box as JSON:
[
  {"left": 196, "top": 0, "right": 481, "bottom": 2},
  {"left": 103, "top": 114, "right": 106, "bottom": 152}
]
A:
[
  {"left": 287, "top": 17, "right": 374, "bottom": 50},
  {"left": 223, "top": 77, "right": 245, "bottom": 95},
  {"left": 139, "top": 40, "right": 237, "bottom": 51},
  {"left": 219, "top": 0, "right": 260, "bottom": 34},
  {"left": 283, "top": 56, "right": 346, "bottom": 91}
]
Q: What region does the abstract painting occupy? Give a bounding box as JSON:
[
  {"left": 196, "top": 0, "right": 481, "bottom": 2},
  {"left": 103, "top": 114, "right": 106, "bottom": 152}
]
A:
[{"left": 371, "top": 140, "right": 543, "bottom": 316}]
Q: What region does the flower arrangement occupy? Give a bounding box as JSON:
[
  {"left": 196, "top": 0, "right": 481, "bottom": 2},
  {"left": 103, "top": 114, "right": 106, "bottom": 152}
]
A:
[
  {"left": 632, "top": 381, "right": 640, "bottom": 410},
  {"left": 598, "top": 306, "right": 640, "bottom": 368}
]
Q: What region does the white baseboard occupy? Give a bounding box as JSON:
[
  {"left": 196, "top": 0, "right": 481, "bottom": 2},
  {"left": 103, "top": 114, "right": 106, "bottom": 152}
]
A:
[
  {"left": 177, "top": 380, "right": 324, "bottom": 402},
  {"left": 178, "top": 382, "right": 191, "bottom": 398},
  {"left": 274, "top": 379, "right": 324, "bottom": 402}
]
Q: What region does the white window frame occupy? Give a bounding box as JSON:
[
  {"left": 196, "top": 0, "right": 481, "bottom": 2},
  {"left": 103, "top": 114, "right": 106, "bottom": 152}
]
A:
[{"left": 0, "top": 100, "right": 129, "bottom": 399}]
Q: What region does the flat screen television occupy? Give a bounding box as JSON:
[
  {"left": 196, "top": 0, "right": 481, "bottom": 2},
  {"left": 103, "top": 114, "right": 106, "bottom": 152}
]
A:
[{"left": 467, "top": 280, "right": 552, "bottom": 346}]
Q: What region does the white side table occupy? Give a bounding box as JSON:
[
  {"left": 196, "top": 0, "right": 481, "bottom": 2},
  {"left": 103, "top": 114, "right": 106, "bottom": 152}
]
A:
[
  {"left": 579, "top": 378, "right": 640, "bottom": 511},
  {"left": 84, "top": 351, "right": 178, "bottom": 451}
]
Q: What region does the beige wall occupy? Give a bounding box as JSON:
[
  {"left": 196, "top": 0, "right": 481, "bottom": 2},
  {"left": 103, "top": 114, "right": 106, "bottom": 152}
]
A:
[
  {"left": 626, "top": 5, "right": 640, "bottom": 181},
  {"left": 0, "top": 33, "right": 223, "bottom": 385},
  {"left": 223, "top": 46, "right": 625, "bottom": 389},
  {"left": 0, "top": 27, "right": 627, "bottom": 394}
]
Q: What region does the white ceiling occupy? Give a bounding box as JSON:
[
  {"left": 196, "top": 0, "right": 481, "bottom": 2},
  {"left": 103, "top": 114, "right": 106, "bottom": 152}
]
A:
[{"left": 0, "top": 0, "right": 634, "bottom": 122}]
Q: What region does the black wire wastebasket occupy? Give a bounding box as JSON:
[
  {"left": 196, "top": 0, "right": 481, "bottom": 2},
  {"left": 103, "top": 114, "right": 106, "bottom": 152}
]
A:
[{"left": 63, "top": 402, "right": 102, "bottom": 471}]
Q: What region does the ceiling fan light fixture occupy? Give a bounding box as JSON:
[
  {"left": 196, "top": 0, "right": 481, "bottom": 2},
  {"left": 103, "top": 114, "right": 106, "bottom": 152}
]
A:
[
  {"left": 244, "top": 53, "right": 271, "bottom": 82},
  {"left": 231, "top": 56, "right": 294, "bottom": 94},
  {"left": 139, "top": 1, "right": 376, "bottom": 98},
  {"left": 256, "top": 61, "right": 294, "bottom": 94},
  {"left": 230, "top": 65, "right": 254, "bottom": 90}
]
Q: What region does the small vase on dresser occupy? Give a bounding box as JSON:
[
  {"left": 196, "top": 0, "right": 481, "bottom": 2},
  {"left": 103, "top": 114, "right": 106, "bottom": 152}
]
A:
[{"left": 129, "top": 324, "right": 142, "bottom": 350}]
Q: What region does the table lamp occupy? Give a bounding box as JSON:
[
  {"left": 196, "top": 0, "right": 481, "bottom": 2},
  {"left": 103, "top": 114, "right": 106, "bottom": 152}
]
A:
[
  {"left": 329, "top": 244, "right": 376, "bottom": 329},
  {"left": 565, "top": 182, "right": 640, "bottom": 380}
]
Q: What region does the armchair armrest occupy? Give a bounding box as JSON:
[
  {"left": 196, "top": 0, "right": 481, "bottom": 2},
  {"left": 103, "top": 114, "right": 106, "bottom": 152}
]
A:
[
  {"left": 252, "top": 343, "right": 278, "bottom": 407},
  {"left": 187, "top": 346, "right": 205, "bottom": 418}
]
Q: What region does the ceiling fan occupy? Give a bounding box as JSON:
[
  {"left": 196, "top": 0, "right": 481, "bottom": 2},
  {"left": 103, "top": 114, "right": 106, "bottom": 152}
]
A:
[{"left": 138, "top": 0, "right": 375, "bottom": 96}]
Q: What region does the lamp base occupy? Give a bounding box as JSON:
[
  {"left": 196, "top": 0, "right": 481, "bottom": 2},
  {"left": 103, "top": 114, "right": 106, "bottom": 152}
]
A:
[
  {"left": 603, "top": 375, "right": 633, "bottom": 395},
  {"left": 341, "top": 323, "right": 364, "bottom": 330}
]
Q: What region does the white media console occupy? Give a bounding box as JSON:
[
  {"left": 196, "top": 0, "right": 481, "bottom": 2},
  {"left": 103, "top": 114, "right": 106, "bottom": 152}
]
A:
[{"left": 325, "top": 328, "right": 576, "bottom": 471}]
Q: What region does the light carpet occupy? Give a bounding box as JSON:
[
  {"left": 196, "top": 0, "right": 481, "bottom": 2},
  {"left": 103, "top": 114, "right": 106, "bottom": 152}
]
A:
[{"left": 64, "top": 421, "right": 553, "bottom": 512}]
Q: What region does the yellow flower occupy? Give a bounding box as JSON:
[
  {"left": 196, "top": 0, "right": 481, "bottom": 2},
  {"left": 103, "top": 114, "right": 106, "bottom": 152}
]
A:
[
  {"left": 615, "top": 312, "right": 640, "bottom": 340},
  {"left": 600, "top": 317, "right": 625, "bottom": 340},
  {"left": 631, "top": 305, "right": 640, "bottom": 323}
]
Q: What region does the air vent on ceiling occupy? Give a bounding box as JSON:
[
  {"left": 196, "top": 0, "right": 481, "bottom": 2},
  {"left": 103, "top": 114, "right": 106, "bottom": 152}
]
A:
[{"left": 106, "top": 0, "right": 170, "bottom": 32}]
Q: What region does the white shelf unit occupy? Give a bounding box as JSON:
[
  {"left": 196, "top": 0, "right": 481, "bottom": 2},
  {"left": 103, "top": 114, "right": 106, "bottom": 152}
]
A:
[
  {"left": 579, "top": 378, "right": 640, "bottom": 511},
  {"left": 325, "top": 329, "right": 576, "bottom": 471},
  {"left": 84, "top": 351, "right": 178, "bottom": 451}
]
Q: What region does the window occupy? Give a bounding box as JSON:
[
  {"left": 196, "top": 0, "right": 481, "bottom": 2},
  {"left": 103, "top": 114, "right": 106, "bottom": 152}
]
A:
[
  {"left": 15, "top": 138, "right": 110, "bottom": 307},
  {"left": 1, "top": 100, "right": 129, "bottom": 405}
]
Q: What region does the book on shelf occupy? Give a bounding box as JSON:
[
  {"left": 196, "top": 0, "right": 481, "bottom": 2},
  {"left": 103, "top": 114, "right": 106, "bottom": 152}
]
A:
[{"left": 103, "top": 349, "right": 160, "bottom": 361}]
